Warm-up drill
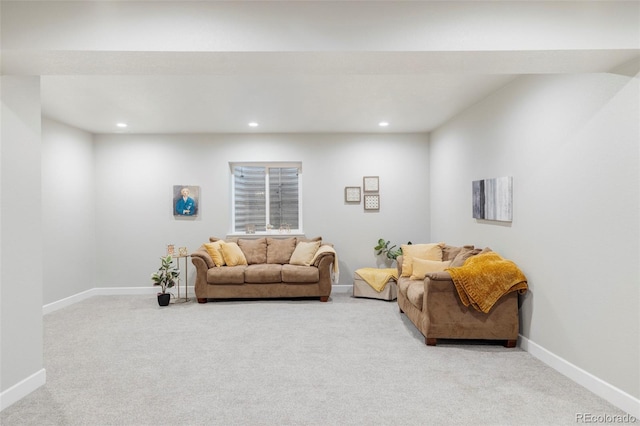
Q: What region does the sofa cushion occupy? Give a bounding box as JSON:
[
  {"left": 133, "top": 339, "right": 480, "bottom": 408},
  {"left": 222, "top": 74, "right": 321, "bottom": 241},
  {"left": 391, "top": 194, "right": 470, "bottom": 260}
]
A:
[
  {"left": 290, "top": 240, "right": 321, "bottom": 266},
  {"left": 207, "top": 265, "right": 247, "bottom": 284},
  {"left": 204, "top": 241, "right": 226, "bottom": 267},
  {"left": 266, "top": 237, "right": 297, "bottom": 264},
  {"left": 210, "top": 236, "right": 239, "bottom": 244},
  {"left": 406, "top": 280, "right": 424, "bottom": 310},
  {"left": 400, "top": 243, "right": 443, "bottom": 277},
  {"left": 410, "top": 259, "right": 451, "bottom": 280},
  {"left": 297, "top": 236, "right": 322, "bottom": 243},
  {"left": 282, "top": 264, "right": 320, "bottom": 283},
  {"left": 449, "top": 246, "right": 482, "bottom": 268},
  {"left": 244, "top": 264, "right": 282, "bottom": 283},
  {"left": 238, "top": 238, "right": 267, "bottom": 264},
  {"left": 442, "top": 244, "right": 474, "bottom": 262},
  {"left": 219, "top": 242, "right": 248, "bottom": 267}
]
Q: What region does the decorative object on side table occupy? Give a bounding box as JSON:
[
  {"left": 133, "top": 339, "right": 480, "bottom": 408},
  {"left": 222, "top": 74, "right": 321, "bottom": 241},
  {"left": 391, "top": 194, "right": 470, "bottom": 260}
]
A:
[
  {"left": 345, "top": 186, "right": 361, "bottom": 203},
  {"left": 151, "top": 255, "right": 180, "bottom": 306}
]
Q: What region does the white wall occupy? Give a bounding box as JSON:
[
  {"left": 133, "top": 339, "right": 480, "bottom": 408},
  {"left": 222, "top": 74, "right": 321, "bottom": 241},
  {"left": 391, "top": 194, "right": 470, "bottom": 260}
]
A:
[
  {"left": 0, "top": 76, "right": 45, "bottom": 409},
  {"left": 93, "top": 133, "right": 430, "bottom": 289},
  {"left": 41, "top": 118, "right": 96, "bottom": 305},
  {"left": 430, "top": 72, "right": 639, "bottom": 401}
]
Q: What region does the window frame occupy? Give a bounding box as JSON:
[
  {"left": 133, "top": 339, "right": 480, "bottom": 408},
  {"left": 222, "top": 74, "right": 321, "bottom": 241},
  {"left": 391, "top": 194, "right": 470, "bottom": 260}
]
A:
[{"left": 229, "top": 161, "right": 303, "bottom": 235}]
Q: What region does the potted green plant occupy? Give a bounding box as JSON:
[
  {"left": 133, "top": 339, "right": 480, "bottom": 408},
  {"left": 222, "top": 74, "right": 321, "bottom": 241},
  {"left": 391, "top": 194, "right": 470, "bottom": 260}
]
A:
[
  {"left": 151, "top": 255, "right": 180, "bottom": 306},
  {"left": 374, "top": 238, "right": 411, "bottom": 262}
]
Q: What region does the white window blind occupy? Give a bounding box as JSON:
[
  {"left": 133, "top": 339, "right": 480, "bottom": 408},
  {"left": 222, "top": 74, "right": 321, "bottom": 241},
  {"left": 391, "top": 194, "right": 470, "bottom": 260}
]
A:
[{"left": 231, "top": 163, "right": 302, "bottom": 233}]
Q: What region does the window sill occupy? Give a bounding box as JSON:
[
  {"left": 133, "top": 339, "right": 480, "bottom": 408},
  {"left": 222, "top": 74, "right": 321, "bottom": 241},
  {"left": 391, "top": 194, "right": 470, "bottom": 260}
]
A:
[{"left": 226, "top": 231, "right": 305, "bottom": 239}]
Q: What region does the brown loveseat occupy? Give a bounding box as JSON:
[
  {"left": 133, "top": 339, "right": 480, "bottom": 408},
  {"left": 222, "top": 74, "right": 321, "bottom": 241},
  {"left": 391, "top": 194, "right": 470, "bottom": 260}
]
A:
[
  {"left": 396, "top": 244, "right": 522, "bottom": 347},
  {"left": 191, "top": 236, "right": 336, "bottom": 303}
]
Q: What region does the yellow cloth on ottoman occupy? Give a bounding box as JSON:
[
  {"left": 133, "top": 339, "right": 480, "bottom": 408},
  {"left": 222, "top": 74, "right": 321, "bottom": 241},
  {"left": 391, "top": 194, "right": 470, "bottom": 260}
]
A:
[{"left": 355, "top": 268, "right": 398, "bottom": 292}]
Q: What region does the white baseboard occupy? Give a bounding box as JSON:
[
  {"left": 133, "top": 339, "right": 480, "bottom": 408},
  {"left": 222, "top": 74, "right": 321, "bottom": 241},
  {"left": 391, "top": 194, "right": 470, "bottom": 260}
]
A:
[
  {"left": 42, "top": 287, "right": 191, "bottom": 315},
  {"left": 332, "top": 284, "right": 352, "bottom": 293},
  {"left": 0, "top": 368, "right": 46, "bottom": 412},
  {"left": 43, "top": 288, "right": 97, "bottom": 315},
  {"left": 519, "top": 335, "right": 640, "bottom": 418}
]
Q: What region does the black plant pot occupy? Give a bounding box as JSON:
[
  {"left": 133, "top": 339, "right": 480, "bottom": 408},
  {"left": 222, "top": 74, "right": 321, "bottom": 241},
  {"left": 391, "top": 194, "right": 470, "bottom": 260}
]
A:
[{"left": 157, "top": 292, "right": 171, "bottom": 306}]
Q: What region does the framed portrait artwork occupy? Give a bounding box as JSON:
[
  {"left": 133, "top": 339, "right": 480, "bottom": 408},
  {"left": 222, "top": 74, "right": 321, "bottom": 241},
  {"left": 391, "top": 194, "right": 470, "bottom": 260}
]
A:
[
  {"left": 173, "top": 185, "right": 200, "bottom": 217},
  {"left": 363, "top": 176, "right": 379, "bottom": 192},
  {"left": 345, "top": 186, "right": 361, "bottom": 203}
]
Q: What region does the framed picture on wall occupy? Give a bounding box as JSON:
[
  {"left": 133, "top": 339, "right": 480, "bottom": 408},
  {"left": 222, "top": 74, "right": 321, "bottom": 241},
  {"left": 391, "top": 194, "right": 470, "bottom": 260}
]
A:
[
  {"left": 173, "top": 185, "right": 199, "bottom": 217},
  {"left": 345, "top": 186, "right": 361, "bottom": 203},
  {"left": 363, "top": 176, "right": 379, "bottom": 192},
  {"left": 472, "top": 176, "right": 512, "bottom": 222},
  {"left": 364, "top": 194, "right": 380, "bottom": 211}
]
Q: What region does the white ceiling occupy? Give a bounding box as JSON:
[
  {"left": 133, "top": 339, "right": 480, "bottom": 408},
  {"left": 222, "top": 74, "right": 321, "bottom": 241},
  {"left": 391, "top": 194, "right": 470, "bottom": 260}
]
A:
[
  {"left": 3, "top": 1, "right": 636, "bottom": 134},
  {"left": 39, "top": 50, "right": 638, "bottom": 134},
  {"left": 41, "top": 73, "right": 517, "bottom": 134}
]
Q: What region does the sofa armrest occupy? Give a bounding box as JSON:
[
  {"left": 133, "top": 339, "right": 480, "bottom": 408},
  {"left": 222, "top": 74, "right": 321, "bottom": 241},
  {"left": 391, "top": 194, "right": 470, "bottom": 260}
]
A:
[
  {"left": 191, "top": 248, "right": 215, "bottom": 269},
  {"left": 190, "top": 254, "right": 211, "bottom": 298},
  {"left": 396, "top": 255, "right": 404, "bottom": 277},
  {"left": 424, "top": 271, "right": 456, "bottom": 293},
  {"left": 422, "top": 268, "right": 520, "bottom": 342},
  {"left": 425, "top": 271, "right": 452, "bottom": 281},
  {"left": 312, "top": 251, "right": 334, "bottom": 268}
]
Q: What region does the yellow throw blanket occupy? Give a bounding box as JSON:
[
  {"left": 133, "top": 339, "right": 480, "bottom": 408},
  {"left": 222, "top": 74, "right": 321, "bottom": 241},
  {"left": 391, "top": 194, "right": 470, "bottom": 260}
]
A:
[
  {"left": 447, "top": 252, "right": 528, "bottom": 314},
  {"left": 355, "top": 268, "right": 398, "bottom": 292}
]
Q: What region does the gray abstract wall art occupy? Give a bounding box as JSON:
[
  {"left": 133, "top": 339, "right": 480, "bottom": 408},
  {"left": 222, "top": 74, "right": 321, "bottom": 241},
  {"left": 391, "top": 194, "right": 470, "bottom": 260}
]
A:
[{"left": 472, "top": 176, "right": 512, "bottom": 222}]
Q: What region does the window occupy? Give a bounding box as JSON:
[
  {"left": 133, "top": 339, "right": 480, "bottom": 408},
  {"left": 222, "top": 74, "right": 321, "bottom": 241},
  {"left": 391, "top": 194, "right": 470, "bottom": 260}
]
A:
[{"left": 231, "top": 162, "right": 302, "bottom": 233}]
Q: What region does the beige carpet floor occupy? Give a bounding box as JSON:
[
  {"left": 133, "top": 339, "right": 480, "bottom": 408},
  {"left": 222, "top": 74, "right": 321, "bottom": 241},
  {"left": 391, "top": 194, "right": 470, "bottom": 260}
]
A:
[{"left": 0, "top": 292, "right": 629, "bottom": 425}]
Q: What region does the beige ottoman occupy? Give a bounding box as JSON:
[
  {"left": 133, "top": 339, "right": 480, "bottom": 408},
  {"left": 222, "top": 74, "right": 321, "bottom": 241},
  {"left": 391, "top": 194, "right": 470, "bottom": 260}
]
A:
[{"left": 353, "top": 274, "right": 397, "bottom": 301}]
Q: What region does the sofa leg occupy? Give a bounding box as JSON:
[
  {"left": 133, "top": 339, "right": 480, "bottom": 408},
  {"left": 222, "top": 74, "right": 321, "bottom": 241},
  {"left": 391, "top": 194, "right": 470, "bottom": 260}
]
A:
[
  {"left": 425, "top": 338, "right": 437, "bottom": 346},
  {"left": 197, "top": 298, "right": 208, "bottom": 304},
  {"left": 320, "top": 296, "right": 329, "bottom": 302},
  {"left": 504, "top": 339, "right": 517, "bottom": 348}
]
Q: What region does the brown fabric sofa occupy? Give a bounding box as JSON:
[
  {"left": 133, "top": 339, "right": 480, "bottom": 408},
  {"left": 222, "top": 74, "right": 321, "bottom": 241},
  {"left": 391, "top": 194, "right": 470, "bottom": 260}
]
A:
[
  {"left": 191, "top": 236, "right": 336, "bottom": 303},
  {"left": 396, "top": 244, "right": 520, "bottom": 347}
]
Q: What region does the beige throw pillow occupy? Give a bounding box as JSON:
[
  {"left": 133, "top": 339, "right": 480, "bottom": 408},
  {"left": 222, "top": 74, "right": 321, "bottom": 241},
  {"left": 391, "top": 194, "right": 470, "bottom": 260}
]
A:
[
  {"left": 410, "top": 259, "right": 451, "bottom": 280},
  {"left": 289, "top": 241, "right": 321, "bottom": 266},
  {"left": 400, "top": 243, "right": 443, "bottom": 277},
  {"left": 219, "top": 242, "right": 248, "bottom": 266}
]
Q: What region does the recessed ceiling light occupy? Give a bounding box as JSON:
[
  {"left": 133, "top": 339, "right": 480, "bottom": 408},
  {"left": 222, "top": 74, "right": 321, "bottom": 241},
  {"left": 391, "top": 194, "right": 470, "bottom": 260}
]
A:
[
  {"left": 116, "top": 122, "right": 128, "bottom": 128},
  {"left": 378, "top": 121, "right": 389, "bottom": 127},
  {"left": 248, "top": 122, "right": 259, "bottom": 127}
]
